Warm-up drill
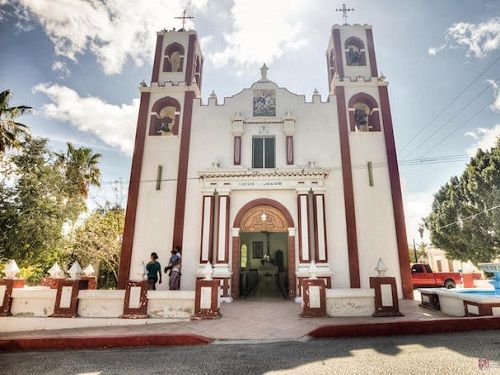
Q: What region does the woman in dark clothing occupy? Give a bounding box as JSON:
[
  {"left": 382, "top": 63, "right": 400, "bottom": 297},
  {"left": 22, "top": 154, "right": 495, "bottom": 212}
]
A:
[{"left": 146, "top": 252, "right": 162, "bottom": 290}]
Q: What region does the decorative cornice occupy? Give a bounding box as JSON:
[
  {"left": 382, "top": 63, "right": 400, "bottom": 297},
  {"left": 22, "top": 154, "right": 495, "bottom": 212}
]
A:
[{"left": 198, "top": 168, "right": 330, "bottom": 191}]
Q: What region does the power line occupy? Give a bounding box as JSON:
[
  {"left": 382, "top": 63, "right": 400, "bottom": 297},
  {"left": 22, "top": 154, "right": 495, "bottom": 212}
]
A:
[
  {"left": 398, "top": 54, "right": 500, "bottom": 154},
  {"left": 416, "top": 97, "right": 496, "bottom": 158},
  {"left": 402, "top": 77, "right": 499, "bottom": 159},
  {"left": 99, "top": 153, "right": 472, "bottom": 185},
  {"left": 436, "top": 204, "right": 500, "bottom": 230}
]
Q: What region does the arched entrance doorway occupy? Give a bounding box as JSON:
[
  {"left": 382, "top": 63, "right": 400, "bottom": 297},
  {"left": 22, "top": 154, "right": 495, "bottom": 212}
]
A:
[{"left": 232, "top": 199, "right": 296, "bottom": 300}]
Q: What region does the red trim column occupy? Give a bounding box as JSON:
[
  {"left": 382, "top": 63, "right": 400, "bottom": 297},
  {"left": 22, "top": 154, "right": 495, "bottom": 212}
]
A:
[
  {"left": 313, "top": 193, "right": 328, "bottom": 263},
  {"left": 378, "top": 85, "right": 414, "bottom": 299},
  {"left": 118, "top": 91, "right": 151, "bottom": 289},
  {"left": 215, "top": 193, "right": 230, "bottom": 264},
  {"left": 335, "top": 86, "right": 360, "bottom": 288},
  {"left": 288, "top": 232, "right": 297, "bottom": 298},
  {"left": 151, "top": 33, "right": 164, "bottom": 83},
  {"left": 172, "top": 90, "right": 195, "bottom": 249},
  {"left": 231, "top": 234, "right": 240, "bottom": 300},
  {"left": 185, "top": 34, "right": 197, "bottom": 85},
  {"left": 297, "top": 192, "right": 311, "bottom": 263},
  {"left": 365, "top": 29, "right": 378, "bottom": 78},
  {"left": 332, "top": 28, "right": 345, "bottom": 78},
  {"left": 199, "top": 195, "right": 215, "bottom": 264}
]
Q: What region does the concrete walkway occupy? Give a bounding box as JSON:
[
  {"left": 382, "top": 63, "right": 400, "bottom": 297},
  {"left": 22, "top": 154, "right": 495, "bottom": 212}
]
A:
[
  {"left": 1, "top": 298, "right": 500, "bottom": 351},
  {"left": 0, "top": 299, "right": 450, "bottom": 341}
]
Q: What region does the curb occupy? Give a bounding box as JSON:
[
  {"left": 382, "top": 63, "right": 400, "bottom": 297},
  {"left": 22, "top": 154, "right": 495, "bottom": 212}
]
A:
[
  {"left": 307, "top": 316, "right": 500, "bottom": 339},
  {"left": 0, "top": 333, "right": 213, "bottom": 352}
]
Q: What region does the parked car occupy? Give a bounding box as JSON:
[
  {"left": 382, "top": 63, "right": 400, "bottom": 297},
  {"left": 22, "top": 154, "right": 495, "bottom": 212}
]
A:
[{"left": 411, "top": 263, "right": 461, "bottom": 288}]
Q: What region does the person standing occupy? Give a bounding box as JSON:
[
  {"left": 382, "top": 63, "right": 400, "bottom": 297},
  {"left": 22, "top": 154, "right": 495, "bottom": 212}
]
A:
[
  {"left": 146, "top": 252, "right": 162, "bottom": 290},
  {"left": 165, "top": 247, "right": 182, "bottom": 290}
]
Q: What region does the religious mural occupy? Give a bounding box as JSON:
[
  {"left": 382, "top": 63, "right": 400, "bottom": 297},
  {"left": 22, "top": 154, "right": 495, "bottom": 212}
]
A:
[{"left": 253, "top": 89, "right": 276, "bottom": 117}]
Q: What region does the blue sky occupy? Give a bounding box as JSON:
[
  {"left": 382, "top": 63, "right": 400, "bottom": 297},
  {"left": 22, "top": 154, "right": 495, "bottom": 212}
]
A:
[{"left": 0, "top": 0, "right": 499, "bottom": 242}]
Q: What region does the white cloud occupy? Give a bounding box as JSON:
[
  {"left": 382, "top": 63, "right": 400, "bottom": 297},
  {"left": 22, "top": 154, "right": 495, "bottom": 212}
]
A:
[
  {"left": 8, "top": 0, "right": 309, "bottom": 76},
  {"left": 33, "top": 83, "right": 139, "bottom": 154},
  {"left": 429, "top": 17, "right": 500, "bottom": 57},
  {"left": 51, "top": 61, "right": 70, "bottom": 78},
  {"left": 489, "top": 79, "right": 500, "bottom": 112},
  {"left": 10, "top": 0, "right": 206, "bottom": 75},
  {"left": 465, "top": 124, "right": 500, "bottom": 155},
  {"left": 207, "top": 0, "right": 308, "bottom": 72},
  {"left": 404, "top": 191, "right": 434, "bottom": 243},
  {"left": 427, "top": 44, "right": 445, "bottom": 56}
]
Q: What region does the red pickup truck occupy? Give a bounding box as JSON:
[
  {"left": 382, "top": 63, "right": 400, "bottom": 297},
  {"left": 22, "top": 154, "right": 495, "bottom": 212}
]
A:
[{"left": 411, "top": 263, "right": 461, "bottom": 289}]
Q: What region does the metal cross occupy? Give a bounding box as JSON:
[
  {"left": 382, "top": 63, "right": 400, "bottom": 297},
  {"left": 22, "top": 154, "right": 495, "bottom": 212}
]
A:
[
  {"left": 335, "top": 3, "right": 354, "bottom": 26},
  {"left": 175, "top": 9, "right": 194, "bottom": 30}
]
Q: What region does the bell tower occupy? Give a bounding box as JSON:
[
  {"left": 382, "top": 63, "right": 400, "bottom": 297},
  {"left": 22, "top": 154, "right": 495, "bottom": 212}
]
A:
[
  {"left": 327, "top": 24, "right": 413, "bottom": 299},
  {"left": 151, "top": 29, "right": 203, "bottom": 93},
  {"left": 326, "top": 24, "right": 378, "bottom": 91},
  {"left": 118, "top": 26, "right": 204, "bottom": 288}
]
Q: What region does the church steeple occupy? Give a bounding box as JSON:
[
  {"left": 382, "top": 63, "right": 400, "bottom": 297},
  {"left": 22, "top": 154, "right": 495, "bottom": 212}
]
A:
[
  {"left": 150, "top": 26, "right": 203, "bottom": 93},
  {"left": 326, "top": 24, "right": 378, "bottom": 93}
]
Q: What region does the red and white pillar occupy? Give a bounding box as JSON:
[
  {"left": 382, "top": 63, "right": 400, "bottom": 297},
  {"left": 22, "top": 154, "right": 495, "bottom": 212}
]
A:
[
  {"left": 313, "top": 192, "right": 328, "bottom": 263},
  {"left": 199, "top": 194, "right": 215, "bottom": 264},
  {"left": 214, "top": 191, "right": 232, "bottom": 300},
  {"left": 297, "top": 191, "right": 311, "bottom": 263}
]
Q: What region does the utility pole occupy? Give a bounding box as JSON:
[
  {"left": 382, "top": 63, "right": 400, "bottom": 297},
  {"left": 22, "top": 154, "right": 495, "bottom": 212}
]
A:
[{"left": 413, "top": 238, "right": 417, "bottom": 263}]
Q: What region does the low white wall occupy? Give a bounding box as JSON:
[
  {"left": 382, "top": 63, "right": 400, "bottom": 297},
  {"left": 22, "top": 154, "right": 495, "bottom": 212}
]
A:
[
  {"left": 10, "top": 287, "right": 56, "bottom": 317},
  {"left": 5, "top": 287, "right": 197, "bottom": 320},
  {"left": 78, "top": 290, "right": 125, "bottom": 318},
  {"left": 147, "top": 290, "right": 195, "bottom": 318},
  {"left": 326, "top": 288, "right": 375, "bottom": 317}
]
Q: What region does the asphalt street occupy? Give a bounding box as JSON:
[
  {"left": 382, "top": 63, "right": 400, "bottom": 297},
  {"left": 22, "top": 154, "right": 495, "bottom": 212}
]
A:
[{"left": 1, "top": 331, "right": 499, "bottom": 375}]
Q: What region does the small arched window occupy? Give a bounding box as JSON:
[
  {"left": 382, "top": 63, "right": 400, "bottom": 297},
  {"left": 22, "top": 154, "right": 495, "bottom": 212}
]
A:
[
  {"left": 163, "top": 43, "right": 184, "bottom": 72},
  {"left": 348, "top": 93, "right": 380, "bottom": 132},
  {"left": 344, "top": 37, "right": 366, "bottom": 66},
  {"left": 149, "top": 97, "right": 181, "bottom": 136}
]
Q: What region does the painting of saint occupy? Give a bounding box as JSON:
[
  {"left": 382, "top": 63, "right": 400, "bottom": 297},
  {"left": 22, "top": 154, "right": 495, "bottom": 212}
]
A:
[{"left": 253, "top": 89, "right": 276, "bottom": 117}]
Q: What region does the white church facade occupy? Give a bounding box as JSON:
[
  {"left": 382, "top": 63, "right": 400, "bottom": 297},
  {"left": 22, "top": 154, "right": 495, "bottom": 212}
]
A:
[{"left": 118, "top": 23, "right": 414, "bottom": 301}]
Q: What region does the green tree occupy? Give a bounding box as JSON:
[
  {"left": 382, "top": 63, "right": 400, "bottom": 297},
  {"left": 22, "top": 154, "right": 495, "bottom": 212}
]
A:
[
  {"left": 0, "top": 138, "right": 71, "bottom": 280},
  {"left": 426, "top": 138, "right": 500, "bottom": 264},
  {"left": 0, "top": 137, "right": 102, "bottom": 283},
  {"left": 0, "top": 90, "right": 31, "bottom": 153},
  {"left": 56, "top": 142, "right": 102, "bottom": 198},
  {"left": 69, "top": 204, "right": 124, "bottom": 288}
]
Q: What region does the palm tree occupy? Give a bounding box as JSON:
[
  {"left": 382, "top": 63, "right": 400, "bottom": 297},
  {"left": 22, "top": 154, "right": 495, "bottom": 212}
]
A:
[
  {"left": 0, "top": 90, "right": 32, "bottom": 153},
  {"left": 57, "top": 142, "right": 102, "bottom": 198}
]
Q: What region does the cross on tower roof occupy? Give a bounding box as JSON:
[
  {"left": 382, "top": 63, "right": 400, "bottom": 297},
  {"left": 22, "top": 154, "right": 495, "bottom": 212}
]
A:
[
  {"left": 175, "top": 9, "right": 195, "bottom": 30},
  {"left": 335, "top": 3, "right": 354, "bottom": 26}
]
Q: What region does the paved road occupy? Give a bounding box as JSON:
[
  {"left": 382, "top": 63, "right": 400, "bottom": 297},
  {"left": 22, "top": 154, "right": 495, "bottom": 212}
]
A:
[{"left": 1, "top": 331, "right": 499, "bottom": 374}]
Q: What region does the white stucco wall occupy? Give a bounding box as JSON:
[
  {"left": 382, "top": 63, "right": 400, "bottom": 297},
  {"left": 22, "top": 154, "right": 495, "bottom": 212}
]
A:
[
  {"left": 326, "top": 288, "right": 375, "bottom": 317},
  {"left": 127, "top": 25, "right": 405, "bottom": 298},
  {"left": 10, "top": 287, "right": 56, "bottom": 317}
]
